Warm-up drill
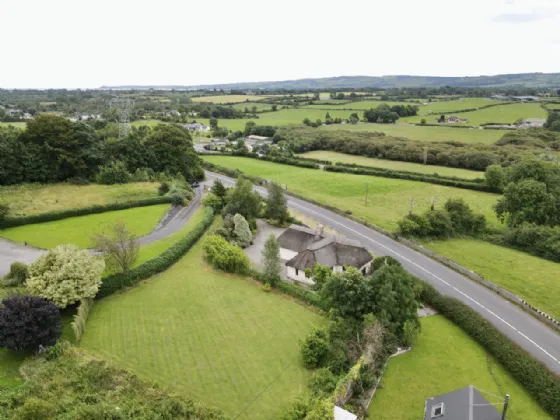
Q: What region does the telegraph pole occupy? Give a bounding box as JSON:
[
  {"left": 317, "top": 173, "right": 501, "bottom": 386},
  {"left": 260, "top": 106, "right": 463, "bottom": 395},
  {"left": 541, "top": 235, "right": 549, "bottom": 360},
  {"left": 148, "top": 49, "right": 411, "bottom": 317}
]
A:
[{"left": 365, "top": 183, "right": 369, "bottom": 206}]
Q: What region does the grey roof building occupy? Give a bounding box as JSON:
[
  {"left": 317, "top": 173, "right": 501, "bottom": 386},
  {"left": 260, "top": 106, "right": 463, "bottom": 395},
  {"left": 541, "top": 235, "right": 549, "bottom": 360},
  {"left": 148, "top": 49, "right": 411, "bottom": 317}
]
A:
[
  {"left": 277, "top": 225, "right": 372, "bottom": 283},
  {"left": 424, "top": 386, "right": 504, "bottom": 420}
]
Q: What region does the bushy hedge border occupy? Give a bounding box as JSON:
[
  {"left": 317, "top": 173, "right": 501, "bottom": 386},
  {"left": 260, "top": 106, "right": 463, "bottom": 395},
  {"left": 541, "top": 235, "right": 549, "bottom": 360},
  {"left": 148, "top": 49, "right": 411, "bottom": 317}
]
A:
[
  {"left": 0, "top": 196, "right": 173, "bottom": 229},
  {"left": 333, "top": 161, "right": 485, "bottom": 183},
  {"left": 324, "top": 165, "right": 497, "bottom": 192},
  {"left": 419, "top": 282, "right": 560, "bottom": 418},
  {"left": 229, "top": 152, "right": 321, "bottom": 169},
  {"left": 71, "top": 298, "right": 94, "bottom": 344},
  {"left": 97, "top": 207, "right": 214, "bottom": 298}
]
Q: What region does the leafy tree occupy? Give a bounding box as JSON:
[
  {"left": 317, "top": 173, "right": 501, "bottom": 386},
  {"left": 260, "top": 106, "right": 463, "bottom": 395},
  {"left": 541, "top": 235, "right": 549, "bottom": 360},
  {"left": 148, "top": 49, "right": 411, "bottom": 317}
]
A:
[
  {"left": 300, "top": 328, "right": 329, "bottom": 369},
  {"left": 1, "top": 261, "right": 29, "bottom": 287},
  {"left": 403, "top": 320, "right": 420, "bottom": 347},
  {"left": 233, "top": 213, "right": 252, "bottom": 248},
  {"left": 367, "top": 264, "right": 418, "bottom": 335},
  {"left": 325, "top": 112, "right": 331, "bottom": 120},
  {"left": 0, "top": 295, "right": 62, "bottom": 352},
  {"left": 316, "top": 119, "right": 322, "bottom": 126},
  {"left": 96, "top": 160, "right": 131, "bottom": 184},
  {"left": 303, "top": 118, "right": 311, "bottom": 126},
  {"left": 235, "top": 139, "right": 249, "bottom": 155},
  {"left": 439, "top": 114, "right": 446, "bottom": 123},
  {"left": 27, "top": 245, "right": 105, "bottom": 308},
  {"left": 209, "top": 117, "right": 218, "bottom": 128},
  {"left": 244, "top": 121, "right": 256, "bottom": 136},
  {"left": 92, "top": 221, "right": 139, "bottom": 273},
  {"left": 202, "top": 193, "right": 223, "bottom": 212},
  {"left": 223, "top": 178, "right": 261, "bottom": 220},
  {"left": 485, "top": 164, "right": 507, "bottom": 191},
  {"left": 210, "top": 179, "right": 227, "bottom": 205},
  {"left": 265, "top": 182, "right": 288, "bottom": 223},
  {"left": 262, "top": 234, "right": 281, "bottom": 286},
  {"left": 420, "top": 118, "right": 427, "bottom": 125},
  {"left": 251, "top": 106, "right": 257, "bottom": 114},
  {"left": 271, "top": 105, "right": 278, "bottom": 111},
  {"left": 309, "top": 368, "right": 338, "bottom": 396},
  {"left": 320, "top": 268, "right": 373, "bottom": 319},
  {"left": 0, "top": 202, "right": 8, "bottom": 221},
  {"left": 144, "top": 124, "right": 202, "bottom": 181},
  {"left": 495, "top": 179, "right": 558, "bottom": 227}
]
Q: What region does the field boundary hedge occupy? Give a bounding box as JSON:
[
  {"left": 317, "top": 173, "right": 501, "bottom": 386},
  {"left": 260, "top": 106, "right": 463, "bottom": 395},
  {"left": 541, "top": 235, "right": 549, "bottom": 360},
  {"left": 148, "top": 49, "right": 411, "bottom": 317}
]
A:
[
  {"left": 0, "top": 196, "right": 173, "bottom": 229},
  {"left": 419, "top": 282, "right": 560, "bottom": 418},
  {"left": 97, "top": 206, "right": 214, "bottom": 298},
  {"left": 202, "top": 162, "right": 559, "bottom": 330}
]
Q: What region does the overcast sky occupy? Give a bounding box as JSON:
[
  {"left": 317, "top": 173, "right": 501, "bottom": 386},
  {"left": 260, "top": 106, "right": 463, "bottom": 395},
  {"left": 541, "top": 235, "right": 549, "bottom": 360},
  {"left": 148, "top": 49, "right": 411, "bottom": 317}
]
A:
[{"left": 1, "top": 0, "right": 559, "bottom": 88}]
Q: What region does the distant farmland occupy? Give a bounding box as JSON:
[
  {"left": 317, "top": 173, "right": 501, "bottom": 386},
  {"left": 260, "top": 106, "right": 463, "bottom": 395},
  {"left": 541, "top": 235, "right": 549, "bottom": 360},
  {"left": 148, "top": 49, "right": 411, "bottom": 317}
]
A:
[{"left": 191, "top": 95, "right": 270, "bottom": 104}]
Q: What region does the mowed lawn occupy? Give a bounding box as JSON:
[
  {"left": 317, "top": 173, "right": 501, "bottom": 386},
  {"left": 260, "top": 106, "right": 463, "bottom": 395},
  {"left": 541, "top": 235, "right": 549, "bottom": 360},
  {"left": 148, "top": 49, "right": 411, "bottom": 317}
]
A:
[
  {"left": 319, "top": 122, "right": 503, "bottom": 144},
  {"left": 369, "top": 316, "right": 551, "bottom": 420},
  {"left": 0, "top": 204, "right": 169, "bottom": 249},
  {"left": 423, "top": 239, "right": 560, "bottom": 319},
  {"left": 202, "top": 155, "right": 500, "bottom": 231},
  {"left": 298, "top": 151, "right": 484, "bottom": 179},
  {"left": 191, "top": 95, "right": 271, "bottom": 103},
  {"left": 402, "top": 103, "right": 547, "bottom": 126},
  {"left": 1, "top": 182, "right": 159, "bottom": 216},
  {"left": 82, "top": 235, "right": 324, "bottom": 419}
]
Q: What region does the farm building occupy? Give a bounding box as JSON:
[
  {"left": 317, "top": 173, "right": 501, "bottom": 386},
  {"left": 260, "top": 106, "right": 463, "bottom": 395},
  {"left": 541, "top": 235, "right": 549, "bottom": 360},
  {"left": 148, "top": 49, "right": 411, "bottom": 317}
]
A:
[
  {"left": 518, "top": 118, "right": 546, "bottom": 128},
  {"left": 446, "top": 116, "right": 468, "bottom": 124},
  {"left": 277, "top": 225, "right": 372, "bottom": 285}
]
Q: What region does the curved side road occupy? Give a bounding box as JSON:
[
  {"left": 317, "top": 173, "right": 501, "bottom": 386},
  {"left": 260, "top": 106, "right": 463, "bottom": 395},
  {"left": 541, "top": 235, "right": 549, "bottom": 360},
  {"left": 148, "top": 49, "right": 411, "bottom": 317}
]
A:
[
  {"left": 0, "top": 187, "right": 203, "bottom": 277},
  {"left": 206, "top": 171, "right": 560, "bottom": 374}
]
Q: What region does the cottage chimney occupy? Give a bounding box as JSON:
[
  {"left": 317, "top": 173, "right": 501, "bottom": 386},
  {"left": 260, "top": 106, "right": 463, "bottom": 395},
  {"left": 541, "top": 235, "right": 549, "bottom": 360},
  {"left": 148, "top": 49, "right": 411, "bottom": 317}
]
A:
[{"left": 314, "top": 225, "right": 324, "bottom": 240}]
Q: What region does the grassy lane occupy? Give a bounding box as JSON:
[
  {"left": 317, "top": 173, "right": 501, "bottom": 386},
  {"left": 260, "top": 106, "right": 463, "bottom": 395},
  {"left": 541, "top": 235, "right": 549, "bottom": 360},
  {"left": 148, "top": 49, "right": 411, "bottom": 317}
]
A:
[
  {"left": 369, "top": 316, "right": 551, "bottom": 420},
  {"left": 0, "top": 349, "right": 26, "bottom": 388},
  {"left": 202, "top": 155, "right": 500, "bottom": 231},
  {"left": 0, "top": 204, "right": 170, "bottom": 249},
  {"left": 298, "top": 150, "right": 484, "bottom": 179},
  {"left": 423, "top": 239, "right": 560, "bottom": 319},
  {"left": 82, "top": 232, "right": 324, "bottom": 419},
  {"left": 1, "top": 182, "right": 159, "bottom": 216}
]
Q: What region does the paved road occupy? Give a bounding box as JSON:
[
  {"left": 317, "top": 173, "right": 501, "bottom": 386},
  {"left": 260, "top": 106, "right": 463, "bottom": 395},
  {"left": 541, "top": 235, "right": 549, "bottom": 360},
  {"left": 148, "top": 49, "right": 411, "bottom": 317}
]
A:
[
  {"left": 205, "top": 171, "right": 560, "bottom": 374},
  {"left": 0, "top": 187, "right": 203, "bottom": 277}
]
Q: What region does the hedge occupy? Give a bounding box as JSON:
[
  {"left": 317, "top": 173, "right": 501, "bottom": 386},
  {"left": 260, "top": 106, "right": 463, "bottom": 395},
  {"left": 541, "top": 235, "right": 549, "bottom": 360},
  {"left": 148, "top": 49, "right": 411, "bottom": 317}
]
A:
[
  {"left": 0, "top": 196, "right": 174, "bottom": 229},
  {"left": 324, "top": 165, "right": 497, "bottom": 192},
  {"left": 419, "top": 282, "right": 560, "bottom": 418},
  {"left": 228, "top": 152, "right": 321, "bottom": 169},
  {"left": 97, "top": 207, "right": 214, "bottom": 298},
  {"left": 333, "top": 161, "right": 485, "bottom": 183}
]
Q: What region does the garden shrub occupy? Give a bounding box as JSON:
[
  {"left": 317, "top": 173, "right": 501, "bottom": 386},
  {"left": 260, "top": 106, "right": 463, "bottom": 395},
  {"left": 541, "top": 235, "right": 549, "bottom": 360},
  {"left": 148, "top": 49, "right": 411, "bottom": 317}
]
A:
[
  {"left": 309, "top": 368, "right": 339, "bottom": 396},
  {"left": 0, "top": 203, "right": 9, "bottom": 221},
  {"left": 419, "top": 282, "right": 560, "bottom": 419},
  {"left": 300, "top": 328, "right": 330, "bottom": 369},
  {"left": 1, "top": 261, "right": 29, "bottom": 287},
  {"left": 71, "top": 298, "right": 95, "bottom": 344},
  {"left": 96, "top": 160, "right": 131, "bottom": 184},
  {"left": 97, "top": 207, "right": 214, "bottom": 297},
  {"left": 202, "top": 234, "right": 250, "bottom": 274},
  {"left": 499, "top": 223, "right": 560, "bottom": 262},
  {"left": 232, "top": 213, "right": 252, "bottom": 248},
  {"left": 371, "top": 256, "right": 402, "bottom": 271},
  {"left": 13, "top": 397, "right": 56, "bottom": 420},
  {"left": 0, "top": 196, "right": 173, "bottom": 229},
  {"left": 0, "top": 295, "right": 62, "bottom": 352},
  {"left": 27, "top": 245, "right": 105, "bottom": 308},
  {"left": 158, "top": 182, "right": 170, "bottom": 196}
]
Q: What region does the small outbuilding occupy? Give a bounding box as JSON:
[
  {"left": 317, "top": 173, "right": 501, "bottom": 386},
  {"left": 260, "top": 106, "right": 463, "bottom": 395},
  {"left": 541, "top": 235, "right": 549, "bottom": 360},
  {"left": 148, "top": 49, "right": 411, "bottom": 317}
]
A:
[{"left": 424, "top": 385, "right": 506, "bottom": 420}]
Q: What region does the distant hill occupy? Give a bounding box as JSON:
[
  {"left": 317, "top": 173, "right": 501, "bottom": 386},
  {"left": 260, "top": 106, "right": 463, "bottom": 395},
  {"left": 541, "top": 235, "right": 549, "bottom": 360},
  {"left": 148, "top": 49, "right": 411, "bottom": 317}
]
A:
[{"left": 102, "top": 73, "right": 560, "bottom": 91}]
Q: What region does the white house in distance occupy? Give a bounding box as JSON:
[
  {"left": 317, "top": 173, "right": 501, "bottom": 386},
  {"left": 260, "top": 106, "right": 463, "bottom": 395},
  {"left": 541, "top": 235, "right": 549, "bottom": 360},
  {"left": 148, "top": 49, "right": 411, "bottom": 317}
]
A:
[
  {"left": 185, "top": 122, "right": 211, "bottom": 132},
  {"left": 277, "top": 225, "right": 373, "bottom": 285}
]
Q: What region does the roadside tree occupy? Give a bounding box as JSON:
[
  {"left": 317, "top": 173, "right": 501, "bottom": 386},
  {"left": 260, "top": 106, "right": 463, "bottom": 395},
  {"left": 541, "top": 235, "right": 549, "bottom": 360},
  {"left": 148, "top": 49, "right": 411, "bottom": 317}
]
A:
[
  {"left": 265, "top": 182, "right": 288, "bottom": 224},
  {"left": 92, "top": 221, "right": 139, "bottom": 273}
]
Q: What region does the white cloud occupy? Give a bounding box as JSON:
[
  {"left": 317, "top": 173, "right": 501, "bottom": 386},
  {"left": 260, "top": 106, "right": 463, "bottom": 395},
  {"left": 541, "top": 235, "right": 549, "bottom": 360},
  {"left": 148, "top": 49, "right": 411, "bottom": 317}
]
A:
[{"left": 0, "top": 0, "right": 559, "bottom": 88}]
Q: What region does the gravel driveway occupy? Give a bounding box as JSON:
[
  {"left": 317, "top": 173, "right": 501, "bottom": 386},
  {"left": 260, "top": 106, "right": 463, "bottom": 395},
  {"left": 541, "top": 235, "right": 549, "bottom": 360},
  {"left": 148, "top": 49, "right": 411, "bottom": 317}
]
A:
[{"left": 243, "top": 219, "right": 287, "bottom": 277}]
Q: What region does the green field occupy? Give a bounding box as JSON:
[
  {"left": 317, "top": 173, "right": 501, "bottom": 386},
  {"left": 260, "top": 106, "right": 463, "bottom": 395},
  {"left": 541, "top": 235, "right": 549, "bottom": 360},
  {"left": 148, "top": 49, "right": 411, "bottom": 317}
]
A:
[
  {"left": 546, "top": 103, "right": 560, "bottom": 110},
  {"left": 0, "top": 121, "right": 26, "bottom": 129},
  {"left": 303, "top": 100, "right": 417, "bottom": 110},
  {"left": 415, "top": 98, "right": 505, "bottom": 115},
  {"left": 369, "top": 316, "right": 550, "bottom": 420},
  {"left": 320, "top": 122, "right": 504, "bottom": 144},
  {"left": 423, "top": 239, "right": 560, "bottom": 320},
  {"left": 131, "top": 119, "right": 170, "bottom": 127},
  {"left": 202, "top": 156, "right": 560, "bottom": 318},
  {"left": 191, "top": 95, "right": 270, "bottom": 104},
  {"left": 1, "top": 182, "right": 159, "bottom": 216},
  {"left": 0, "top": 204, "right": 169, "bottom": 249},
  {"left": 231, "top": 102, "right": 277, "bottom": 112},
  {"left": 298, "top": 151, "right": 484, "bottom": 179},
  {"left": 82, "top": 230, "right": 324, "bottom": 419},
  {"left": 402, "top": 103, "right": 547, "bottom": 126},
  {"left": 202, "top": 155, "right": 500, "bottom": 231}
]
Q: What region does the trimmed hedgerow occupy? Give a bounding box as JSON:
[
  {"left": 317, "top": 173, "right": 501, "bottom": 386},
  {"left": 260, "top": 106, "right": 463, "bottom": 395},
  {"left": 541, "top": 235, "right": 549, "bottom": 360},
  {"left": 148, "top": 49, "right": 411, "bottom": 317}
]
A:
[
  {"left": 324, "top": 165, "right": 496, "bottom": 192},
  {"left": 0, "top": 196, "right": 173, "bottom": 229},
  {"left": 97, "top": 207, "right": 214, "bottom": 298},
  {"left": 419, "top": 281, "right": 560, "bottom": 418},
  {"left": 71, "top": 298, "right": 94, "bottom": 344}
]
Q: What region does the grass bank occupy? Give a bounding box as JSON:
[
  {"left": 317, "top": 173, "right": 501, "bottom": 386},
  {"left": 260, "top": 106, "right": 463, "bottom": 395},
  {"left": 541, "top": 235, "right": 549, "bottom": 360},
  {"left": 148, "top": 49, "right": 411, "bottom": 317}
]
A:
[
  {"left": 1, "top": 182, "right": 159, "bottom": 216},
  {"left": 0, "top": 204, "right": 170, "bottom": 249},
  {"left": 369, "top": 316, "right": 551, "bottom": 420},
  {"left": 82, "top": 232, "right": 324, "bottom": 419}
]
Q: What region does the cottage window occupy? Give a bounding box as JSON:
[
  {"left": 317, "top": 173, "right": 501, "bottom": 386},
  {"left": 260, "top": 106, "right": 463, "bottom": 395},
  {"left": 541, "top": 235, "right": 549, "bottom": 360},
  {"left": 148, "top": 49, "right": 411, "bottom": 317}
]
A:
[
  {"left": 295, "top": 269, "right": 299, "bottom": 276},
  {"left": 431, "top": 403, "right": 444, "bottom": 418}
]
